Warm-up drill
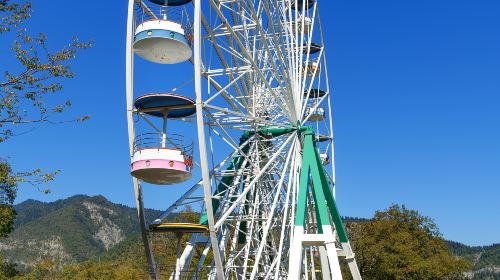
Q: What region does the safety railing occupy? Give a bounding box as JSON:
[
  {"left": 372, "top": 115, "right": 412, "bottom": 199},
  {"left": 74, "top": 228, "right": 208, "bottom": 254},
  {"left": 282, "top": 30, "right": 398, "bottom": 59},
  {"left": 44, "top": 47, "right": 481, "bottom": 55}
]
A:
[
  {"left": 134, "top": 3, "right": 193, "bottom": 40},
  {"left": 133, "top": 132, "right": 194, "bottom": 159}
]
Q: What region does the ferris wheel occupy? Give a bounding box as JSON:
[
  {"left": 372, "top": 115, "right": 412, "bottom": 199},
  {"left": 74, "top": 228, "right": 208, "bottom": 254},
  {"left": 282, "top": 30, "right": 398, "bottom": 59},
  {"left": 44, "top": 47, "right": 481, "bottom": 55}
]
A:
[{"left": 125, "top": 0, "right": 362, "bottom": 279}]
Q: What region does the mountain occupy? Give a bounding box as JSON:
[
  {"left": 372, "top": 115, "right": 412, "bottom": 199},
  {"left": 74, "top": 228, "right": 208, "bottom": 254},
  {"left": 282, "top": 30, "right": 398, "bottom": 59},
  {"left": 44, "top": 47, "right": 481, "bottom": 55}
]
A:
[
  {"left": 0, "top": 195, "right": 162, "bottom": 270},
  {"left": 448, "top": 241, "right": 500, "bottom": 279}
]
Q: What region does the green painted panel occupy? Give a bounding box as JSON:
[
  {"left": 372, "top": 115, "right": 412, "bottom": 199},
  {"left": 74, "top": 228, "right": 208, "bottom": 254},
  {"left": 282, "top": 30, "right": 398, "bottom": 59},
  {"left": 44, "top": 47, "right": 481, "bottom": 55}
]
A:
[
  {"left": 199, "top": 135, "right": 250, "bottom": 225},
  {"left": 306, "top": 134, "right": 331, "bottom": 231},
  {"left": 295, "top": 161, "right": 310, "bottom": 226},
  {"left": 312, "top": 146, "right": 349, "bottom": 243}
]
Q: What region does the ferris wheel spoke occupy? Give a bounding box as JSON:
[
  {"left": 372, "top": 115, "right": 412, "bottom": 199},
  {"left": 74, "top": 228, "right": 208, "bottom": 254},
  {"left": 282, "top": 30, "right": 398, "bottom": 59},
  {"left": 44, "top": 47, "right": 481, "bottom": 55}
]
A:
[
  {"left": 205, "top": 71, "right": 248, "bottom": 105},
  {"left": 192, "top": 57, "right": 243, "bottom": 113},
  {"left": 202, "top": 3, "right": 292, "bottom": 120},
  {"left": 214, "top": 132, "right": 296, "bottom": 229},
  {"left": 201, "top": 11, "right": 252, "bottom": 104},
  {"left": 249, "top": 137, "right": 295, "bottom": 280},
  {"left": 203, "top": 103, "right": 292, "bottom": 128},
  {"left": 274, "top": 147, "right": 297, "bottom": 277},
  {"left": 134, "top": 0, "right": 156, "bottom": 19},
  {"left": 208, "top": 127, "right": 258, "bottom": 171},
  {"left": 208, "top": 0, "right": 295, "bottom": 122},
  {"left": 262, "top": 0, "right": 291, "bottom": 61},
  {"left": 246, "top": 2, "right": 297, "bottom": 118},
  {"left": 205, "top": 76, "right": 250, "bottom": 115}
]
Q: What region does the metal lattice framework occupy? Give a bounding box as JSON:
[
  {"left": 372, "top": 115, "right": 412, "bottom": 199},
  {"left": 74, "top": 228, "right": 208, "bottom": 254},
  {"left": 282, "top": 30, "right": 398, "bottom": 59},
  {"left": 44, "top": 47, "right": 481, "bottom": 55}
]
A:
[{"left": 125, "top": 0, "right": 362, "bottom": 279}]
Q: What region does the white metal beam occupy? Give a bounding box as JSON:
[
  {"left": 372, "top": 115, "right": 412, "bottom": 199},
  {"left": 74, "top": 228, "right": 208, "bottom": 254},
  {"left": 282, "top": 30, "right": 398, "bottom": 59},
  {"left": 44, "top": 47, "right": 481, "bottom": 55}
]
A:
[{"left": 193, "top": 0, "right": 225, "bottom": 278}]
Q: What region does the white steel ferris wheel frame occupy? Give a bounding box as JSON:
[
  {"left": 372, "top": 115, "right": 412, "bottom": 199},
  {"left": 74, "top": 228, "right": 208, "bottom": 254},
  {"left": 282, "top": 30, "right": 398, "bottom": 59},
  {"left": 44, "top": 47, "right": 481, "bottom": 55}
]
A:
[{"left": 126, "top": 0, "right": 362, "bottom": 279}]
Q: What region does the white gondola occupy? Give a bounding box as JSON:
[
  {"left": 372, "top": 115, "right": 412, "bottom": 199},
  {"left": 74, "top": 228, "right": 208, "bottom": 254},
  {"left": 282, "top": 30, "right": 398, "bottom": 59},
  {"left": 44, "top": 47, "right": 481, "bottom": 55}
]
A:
[
  {"left": 304, "top": 60, "right": 320, "bottom": 77},
  {"left": 133, "top": 19, "right": 192, "bottom": 64},
  {"left": 320, "top": 153, "right": 329, "bottom": 166},
  {"left": 306, "top": 106, "right": 325, "bottom": 121},
  {"left": 314, "top": 134, "right": 331, "bottom": 143},
  {"left": 301, "top": 42, "right": 322, "bottom": 55},
  {"left": 131, "top": 133, "right": 193, "bottom": 185},
  {"left": 291, "top": 0, "right": 315, "bottom": 10},
  {"left": 130, "top": 93, "right": 195, "bottom": 185},
  {"left": 303, "top": 88, "right": 327, "bottom": 98},
  {"left": 292, "top": 16, "right": 312, "bottom": 33}
]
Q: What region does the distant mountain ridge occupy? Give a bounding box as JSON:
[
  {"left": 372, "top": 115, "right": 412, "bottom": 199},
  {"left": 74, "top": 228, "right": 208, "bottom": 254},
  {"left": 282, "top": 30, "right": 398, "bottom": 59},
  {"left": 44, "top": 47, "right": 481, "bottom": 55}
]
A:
[
  {"left": 0, "top": 195, "right": 161, "bottom": 270},
  {"left": 448, "top": 240, "right": 500, "bottom": 279}
]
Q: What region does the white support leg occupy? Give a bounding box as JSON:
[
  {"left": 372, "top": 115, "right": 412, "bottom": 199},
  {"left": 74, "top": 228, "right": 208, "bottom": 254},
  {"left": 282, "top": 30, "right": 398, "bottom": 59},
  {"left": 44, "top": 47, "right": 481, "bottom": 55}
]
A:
[
  {"left": 341, "top": 242, "right": 362, "bottom": 280},
  {"left": 289, "top": 225, "right": 346, "bottom": 280},
  {"left": 288, "top": 226, "right": 305, "bottom": 279},
  {"left": 191, "top": 242, "right": 212, "bottom": 280},
  {"left": 322, "top": 226, "right": 342, "bottom": 280},
  {"left": 324, "top": 241, "right": 342, "bottom": 279},
  {"left": 175, "top": 234, "right": 183, "bottom": 280},
  {"left": 319, "top": 246, "right": 332, "bottom": 280},
  {"left": 169, "top": 234, "right": 203, "bottom": 280}
]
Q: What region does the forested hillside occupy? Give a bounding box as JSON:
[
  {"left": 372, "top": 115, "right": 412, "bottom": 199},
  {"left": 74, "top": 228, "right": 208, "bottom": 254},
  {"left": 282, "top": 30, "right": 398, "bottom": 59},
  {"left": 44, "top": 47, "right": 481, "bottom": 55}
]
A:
[
  {"left": 0, "top": 195, "right": 161, "bottom": 270},
  {"left": 448, "top": 241, "right": 500, "bottom": 279},
  {"left": 1, "top": 195, "right": 498, "bottom": 279}
]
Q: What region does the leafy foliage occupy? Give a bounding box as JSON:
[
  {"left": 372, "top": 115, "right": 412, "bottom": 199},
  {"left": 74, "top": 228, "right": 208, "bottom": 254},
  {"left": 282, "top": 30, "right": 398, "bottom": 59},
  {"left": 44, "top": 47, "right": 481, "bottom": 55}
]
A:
[
  {"left": 0, "top": 1, "right": 90, "bottom": 260},
  {"left": 0, "top": 255, "right": 19, "bottom": 279},
  {"left": 0, "top": 0, "right": 30, "bottom": 34},
  {"left": 15, "top": 259, "right": 149, "bottom": 280},
  {"left": 0, "top": 160, "right": 18, "bottom": 280},
  {"left": 348, "top": 205, "right": 470, "bottom": 280},
  {"left": 0, "top": 161, "right": 16, "bottom": 238},
  {"left": 0, "top": 0, "right": 91, "bottom": 143}
]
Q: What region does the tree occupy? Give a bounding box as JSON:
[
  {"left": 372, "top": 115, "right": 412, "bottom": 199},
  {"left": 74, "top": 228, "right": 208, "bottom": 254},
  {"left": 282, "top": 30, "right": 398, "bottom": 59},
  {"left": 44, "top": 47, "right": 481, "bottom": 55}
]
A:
[
  {"left": 0, "top": 161, "right": 16, "bottom": 238},
  {"left": 1, "top": 0, "right": 90, "bottom": 277},
  {"left": 348, "top": 205, "right": 470, "bottom": 280},
  {"left": 0, "top": 255, "right": 19, "bottom": 279},
  {"left": 1, "top": 1, "right": 91, "bottom": 143},
  {"left": 0, "top": 162, "right": 18, "bottom": 280},
  {"left": 17, "top": 259, "right": 149, "bottom": 280},
  {"left": 0, "top": 0, "right": 90, "bottom": 209}
]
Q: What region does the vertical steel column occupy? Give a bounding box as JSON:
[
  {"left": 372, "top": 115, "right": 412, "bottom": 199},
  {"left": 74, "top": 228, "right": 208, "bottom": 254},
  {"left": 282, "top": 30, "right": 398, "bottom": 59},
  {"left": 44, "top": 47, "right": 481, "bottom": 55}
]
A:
[
  {"left": 125, "top": 1, "right": 158, "bottom": 279},
  {"left": 193, "top": 0, "right": 225, "bottom": 278},
  {"left": 319, "top": 246, "right": 332, "bottom": 280}
]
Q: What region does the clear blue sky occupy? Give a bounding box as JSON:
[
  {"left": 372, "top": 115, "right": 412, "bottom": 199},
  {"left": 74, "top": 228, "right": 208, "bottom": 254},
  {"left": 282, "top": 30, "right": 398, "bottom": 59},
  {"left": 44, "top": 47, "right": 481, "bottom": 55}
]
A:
[{"left": 2, "top": 0, "right": 499, "bottom": 246}]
